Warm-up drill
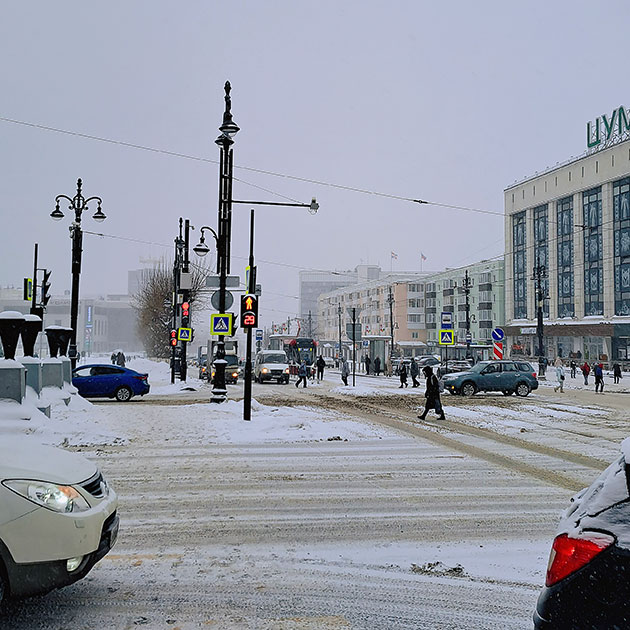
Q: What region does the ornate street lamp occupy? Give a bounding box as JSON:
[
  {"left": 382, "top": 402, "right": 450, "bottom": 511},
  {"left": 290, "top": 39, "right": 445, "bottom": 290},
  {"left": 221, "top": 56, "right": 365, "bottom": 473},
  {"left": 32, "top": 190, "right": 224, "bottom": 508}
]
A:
[{"left": 51, "top": 178, "right": 105, "bottom": 369}]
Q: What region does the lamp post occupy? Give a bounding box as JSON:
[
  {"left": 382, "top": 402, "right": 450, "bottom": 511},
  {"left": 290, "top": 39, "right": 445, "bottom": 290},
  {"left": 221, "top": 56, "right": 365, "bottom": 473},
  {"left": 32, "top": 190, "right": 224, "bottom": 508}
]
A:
[
  {"left": 337, "top": 303, "right": 342, "bottom": 365},
  {"left": 463, "top": 269, "right": 472, "bottom": 359},
  {"left": 51, "top": 178, "right": 105, "bottom": 370},
  {"left": 533, "top": 257, "right": 547, "bottom": 373},
  {"left": 387, "top": 285, "right": 395, "bottom": 363},
  {"left": 195, "top": 81, "right": 319, "bottom": 404}
]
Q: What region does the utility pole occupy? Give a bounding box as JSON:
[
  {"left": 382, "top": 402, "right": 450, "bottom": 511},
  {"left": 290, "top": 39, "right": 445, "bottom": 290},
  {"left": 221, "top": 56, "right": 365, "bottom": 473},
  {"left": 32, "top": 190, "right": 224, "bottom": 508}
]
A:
[
  {"left": 463, "top": 269, "right": 472, "bottom": 359},
  {"left": 532, "top": 257, "right": 547, "bottom": 372},
  {"left": 387, "top": 286, "right": 395, "bottom": 364},
  {"left": 352, "top": 307, "right": 357, "bottom": 387},
  {"left": 180, "top": 219, "right": 191, "bottom": 382},
  {"left": 308, "top": 310, "right": 313, "bottom": 338},
  {"left": 171, "top": 219, "right": 184, "bottom": 384},
  {"left": 337, "top": 304, "right": 342, "bottom": 365},
  {"left": 243, "top": 209, "right": 256, "bottom": 422}
]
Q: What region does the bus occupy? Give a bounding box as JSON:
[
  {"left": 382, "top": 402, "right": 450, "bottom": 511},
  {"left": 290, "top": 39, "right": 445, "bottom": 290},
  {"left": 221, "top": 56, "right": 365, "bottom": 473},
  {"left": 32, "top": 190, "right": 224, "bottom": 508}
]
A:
[{"left": 286, "top": 338, "right": 317, "bottom": 375}]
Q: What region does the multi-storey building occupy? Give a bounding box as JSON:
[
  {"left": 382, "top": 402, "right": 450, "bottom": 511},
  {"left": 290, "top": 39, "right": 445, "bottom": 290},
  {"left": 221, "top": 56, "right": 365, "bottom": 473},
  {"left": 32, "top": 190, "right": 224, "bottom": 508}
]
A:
[
  {"left": 504, "top": 106, "right": 630, "bottom": 364},
  {"left": 317, "top": 259, "right": 504, "bottom": 363}
]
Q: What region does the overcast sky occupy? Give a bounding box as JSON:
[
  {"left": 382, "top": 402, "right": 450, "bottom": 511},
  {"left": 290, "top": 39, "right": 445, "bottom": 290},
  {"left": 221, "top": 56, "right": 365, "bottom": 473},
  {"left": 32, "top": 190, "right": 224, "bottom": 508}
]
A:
[{"left": 1, "top": 1, "right": 628, "bottom": 324}]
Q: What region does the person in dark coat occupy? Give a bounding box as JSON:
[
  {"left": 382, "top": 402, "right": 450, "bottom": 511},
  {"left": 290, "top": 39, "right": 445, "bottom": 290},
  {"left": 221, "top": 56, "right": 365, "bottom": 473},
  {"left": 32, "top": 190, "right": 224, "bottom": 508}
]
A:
[
  {"left": 418, "top": 365, "right": 445, "bottom": 420},
  {"left": 111, "top": 351, "right": 117, "bottom": 364},
  {"left": 295, "top": 360, "right": 308, "bottom": 388},
  {"left": 398, "top": 363, "right": 408, "bottom": 388},
  {"left": 410, "top": 359, "right": 420, "bottom": 387},
  {"left": 373, "top": 356, "right": 381, "bottom": 376},
  {"left": 116, "top": 351, "right": 126, "bottom": 368},
  {"left": 316, "top": 355, "right": 326, "bottom": 381},
  {"left": 570, "top": 360, "right": 577, "bottom": 379},
  {"left": 594, "top": 362, "right": 604, "bottom": 393},
  {"left": 364, "top": 355, "right": 371, "bottom": 375},
  {"left": 613, "top": 363, "right": 622, "bottom": 384}
]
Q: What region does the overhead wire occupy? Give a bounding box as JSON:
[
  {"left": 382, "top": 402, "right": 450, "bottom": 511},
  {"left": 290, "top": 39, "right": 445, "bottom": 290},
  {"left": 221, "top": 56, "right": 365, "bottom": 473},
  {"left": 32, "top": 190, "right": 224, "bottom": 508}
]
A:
[{"left": 0, "top": 115, "right": 504, "bottom": 216}]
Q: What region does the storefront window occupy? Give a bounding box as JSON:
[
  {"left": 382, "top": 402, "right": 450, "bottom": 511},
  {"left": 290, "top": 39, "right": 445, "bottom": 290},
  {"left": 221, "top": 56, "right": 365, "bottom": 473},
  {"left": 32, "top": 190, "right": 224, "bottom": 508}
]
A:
[
  {"left": 614, "top": 178, "right": 630, "bottom": 315},
  {"left": 556, "top": 197, "right": 574, "bottom": 317},
  {"left": 583, "top": 187, "right": 603, "bottom": 315},
  {"left": 584, "top": 336, "right": 604, "bottom": 362}
]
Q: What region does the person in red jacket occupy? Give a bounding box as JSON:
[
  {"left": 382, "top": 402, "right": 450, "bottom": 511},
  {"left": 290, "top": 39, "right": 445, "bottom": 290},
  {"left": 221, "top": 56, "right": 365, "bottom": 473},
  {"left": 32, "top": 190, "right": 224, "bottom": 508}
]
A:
[{"left": 581, "top": 361, "right": 590, "bottom": 386}]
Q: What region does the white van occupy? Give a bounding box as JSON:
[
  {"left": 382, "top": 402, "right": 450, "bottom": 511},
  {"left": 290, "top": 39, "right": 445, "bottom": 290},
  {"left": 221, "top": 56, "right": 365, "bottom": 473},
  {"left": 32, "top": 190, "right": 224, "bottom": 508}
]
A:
[
  {"left": 254, "top": 350, "right": 290, "bottom": 384},
  {"left": 0, "top": 437, "right": 118, "bottom": 602}
]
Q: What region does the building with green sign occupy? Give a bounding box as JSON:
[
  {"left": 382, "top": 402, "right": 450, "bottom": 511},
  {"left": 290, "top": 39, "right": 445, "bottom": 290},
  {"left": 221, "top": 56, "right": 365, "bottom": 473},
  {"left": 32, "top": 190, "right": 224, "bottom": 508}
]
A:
[{"left": 504, "top": 109, "right": 630, "bottom": 365}]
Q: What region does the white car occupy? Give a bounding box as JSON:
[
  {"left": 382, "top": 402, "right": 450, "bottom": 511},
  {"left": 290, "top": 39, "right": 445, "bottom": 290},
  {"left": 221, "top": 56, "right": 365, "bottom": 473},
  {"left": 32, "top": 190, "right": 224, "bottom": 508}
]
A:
[
  {"left": 254, "top": 350, "right": 290, "bottom": 384},
  {"left": 0, "top": 438, "right": 118, "bottom": 602}
]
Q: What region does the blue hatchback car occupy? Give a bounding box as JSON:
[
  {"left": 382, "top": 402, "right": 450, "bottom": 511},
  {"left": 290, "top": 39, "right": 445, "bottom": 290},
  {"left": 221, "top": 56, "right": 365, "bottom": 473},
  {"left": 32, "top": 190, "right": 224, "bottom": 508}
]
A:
[{"left": 72, "top": 364, "right": 150, "bottom": 401}]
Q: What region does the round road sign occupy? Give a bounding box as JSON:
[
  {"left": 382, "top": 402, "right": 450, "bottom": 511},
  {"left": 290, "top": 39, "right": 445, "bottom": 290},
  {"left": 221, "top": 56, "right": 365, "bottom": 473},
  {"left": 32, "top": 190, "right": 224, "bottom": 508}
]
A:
[
  {"left": 211, "top": 290, "right": 233, "bottom": 311},
  {"left": 491, "top": 327, "right": 505, "bottom": 342}
]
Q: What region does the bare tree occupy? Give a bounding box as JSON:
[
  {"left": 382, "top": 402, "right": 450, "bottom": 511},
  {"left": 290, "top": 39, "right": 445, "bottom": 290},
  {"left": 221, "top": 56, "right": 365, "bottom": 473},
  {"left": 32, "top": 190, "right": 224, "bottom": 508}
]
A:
[{"left": 132, "top": 259, "right": 209, "bottom": 358}]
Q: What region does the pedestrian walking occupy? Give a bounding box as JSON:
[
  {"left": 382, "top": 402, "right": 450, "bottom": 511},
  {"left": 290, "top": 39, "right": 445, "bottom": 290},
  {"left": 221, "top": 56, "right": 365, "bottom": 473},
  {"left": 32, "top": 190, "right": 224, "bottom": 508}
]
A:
[
  {"left": 340, "top": 357, "right": 350, "bottom": 386},
  {"left": 418, "top": 365, "right": 445, "bottom": 420},
  {"left": 570, "top": 360, "right": 577, "bottom": 379},
  {"left": 111, "top": 351, "right": 117, "bottom": 364},
  {"left": 295, "top": 360, "right": 308, "bottom": 388},
  {"left": 399, "top": 363, "right": 408, "bottom": 388},
  {"left": 613, "top": 362, "right": 622, "bottom": 384},
  {"left": 554, "top": 362, "right": 565, "bottom": 393},
  {"left": 364, "top": 355, "right": 371, "bottom": 375},
  {"left": 594, "top": 362, "right": 604, "bottom": 393},
  {"left": 581, "top": 361, "right": 590, "bottom": 385},
  {"left": 410, "top": 359, "right": 420, "bottom": 387},
  {"left": 374, "top": 356, "right": 381, "bottom": 376},
  {"left": 116, "top": 351, "right": 126, "bottom": 368},
  {"left": 316, "top": 355, "right": 325, "bottom": 381}
]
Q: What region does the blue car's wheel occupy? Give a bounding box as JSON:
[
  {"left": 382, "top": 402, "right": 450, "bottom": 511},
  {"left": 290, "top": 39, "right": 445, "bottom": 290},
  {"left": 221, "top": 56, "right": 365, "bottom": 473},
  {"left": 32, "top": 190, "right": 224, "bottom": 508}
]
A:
[
  {"left": 461, "top": 382, "right": 476, "bottom": 397},
  {"left": 115, "top": 386, "right": 132, "bottom": 402},
  {"left": 516, "top": 382, "right": 530, "bottom": 397}
]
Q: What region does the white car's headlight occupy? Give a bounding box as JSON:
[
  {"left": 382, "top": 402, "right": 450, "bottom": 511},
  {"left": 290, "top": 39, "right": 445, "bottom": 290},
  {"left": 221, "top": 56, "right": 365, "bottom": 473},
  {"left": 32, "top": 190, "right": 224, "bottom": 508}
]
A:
[
  {"left": 3, "top": 480, "right": 91, "bottom": 513},
  {"left": 262, "top": 368, "right": 269, "bottom": 373}
]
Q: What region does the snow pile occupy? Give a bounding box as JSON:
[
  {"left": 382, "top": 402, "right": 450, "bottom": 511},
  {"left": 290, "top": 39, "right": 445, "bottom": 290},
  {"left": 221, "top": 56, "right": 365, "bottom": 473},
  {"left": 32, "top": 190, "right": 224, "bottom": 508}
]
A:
[{"left": 163, "top": 398, "right": 397, "bottom": 444}]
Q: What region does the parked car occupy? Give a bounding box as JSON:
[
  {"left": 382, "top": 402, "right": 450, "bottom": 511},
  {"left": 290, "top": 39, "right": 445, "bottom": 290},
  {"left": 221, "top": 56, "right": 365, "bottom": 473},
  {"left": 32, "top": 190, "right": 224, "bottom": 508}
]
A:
[
  {"left": 440, "top": 359, "right": 473, "bottom": 375},
  {"left": 534, "top": 439, "right": 630, "bottom": 628},
  {"left": 441, "top": 360, "right": 538, "bottom": 397},
  {"left": 254, "top": 350, "right": 290, "bottom": 384},
  {"left": 72, "top": 364, "right": 150, "bottom": 401},
  {"left": 0, "top": 437, "right": 119, "bottom": 603}
]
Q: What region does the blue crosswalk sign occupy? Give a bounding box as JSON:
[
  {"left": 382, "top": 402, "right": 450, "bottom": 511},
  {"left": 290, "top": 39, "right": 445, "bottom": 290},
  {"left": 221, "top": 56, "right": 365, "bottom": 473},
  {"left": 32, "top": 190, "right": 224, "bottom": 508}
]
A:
[
  {"left": 177, "top": 327, "right": 192, "bottom": 341},
  {"left": 211, "top": 314, "right": 233, "bottom": 336},
  {"left": 439, "top": 329, "right": 455, "bottom": 346}
]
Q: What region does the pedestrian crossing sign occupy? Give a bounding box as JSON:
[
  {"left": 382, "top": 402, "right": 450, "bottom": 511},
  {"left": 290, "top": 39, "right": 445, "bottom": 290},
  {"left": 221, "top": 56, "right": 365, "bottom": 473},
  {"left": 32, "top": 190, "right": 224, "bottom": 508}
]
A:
[
  {"left": 211, "top": 313, "right": 233, "bottom": 336},
  {"left": 177, "top": 327, "right": 192, "bottom": 342},
  {"left": 439, "top": 329, "right": 455, "bottom": 345}
]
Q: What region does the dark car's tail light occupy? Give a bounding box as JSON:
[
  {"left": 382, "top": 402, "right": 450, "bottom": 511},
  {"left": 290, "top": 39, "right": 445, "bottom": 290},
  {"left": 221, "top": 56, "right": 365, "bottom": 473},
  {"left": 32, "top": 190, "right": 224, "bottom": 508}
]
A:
[
  {"left": 532, "top": 372, "right": 537, "bottom": 379},
  {"left": 133, "top": 375, "right": 148, "bottom": 381},
  {"left": 546, "top": 532, "right": 614, "bottom": 586}
]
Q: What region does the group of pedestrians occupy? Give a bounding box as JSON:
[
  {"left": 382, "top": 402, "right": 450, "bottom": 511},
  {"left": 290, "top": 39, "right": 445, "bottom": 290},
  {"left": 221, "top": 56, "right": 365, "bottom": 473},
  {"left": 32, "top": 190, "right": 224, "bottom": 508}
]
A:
[
  {"left": 552, "top": 357, "right": 623, "bottom": 394},
  {"left": 110, "top": 350, "right": 126, "bottom": 367},
  {"left": 363, "top": 355, "right": 382, "bottom": 376}
]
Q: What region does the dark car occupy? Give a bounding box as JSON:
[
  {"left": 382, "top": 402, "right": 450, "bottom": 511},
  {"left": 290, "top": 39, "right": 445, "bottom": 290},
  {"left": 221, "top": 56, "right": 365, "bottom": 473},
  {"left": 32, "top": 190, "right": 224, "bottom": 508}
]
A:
[
  {"left": 534, "top": 440, "right": 630, "bottom": 629},
  {"left": 72, "top": 364, "right": 150, "bottom": 401},
  {"left": 208, "top": 355, "right": 239, "bottom": 384},
  {"left": 441, "top": 360, "right": 538, "bottom": 397},
  {"left": 440, "top": 359, "right": 473, "bottom": 375}
]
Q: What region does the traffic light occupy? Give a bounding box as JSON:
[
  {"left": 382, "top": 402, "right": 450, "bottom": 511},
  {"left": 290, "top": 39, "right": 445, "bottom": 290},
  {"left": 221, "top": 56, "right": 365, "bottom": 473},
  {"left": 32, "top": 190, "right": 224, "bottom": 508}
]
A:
[
  {"left": 41, "top": 269, "right": 52, "bottom": 308},
  {"left": 240, "top": 294, "right": 258, "bottom": 328},
  {"left": 181, "top": 301, "right": 190, "bottom": 328},
  {"left": 170, "top": 329, "right": 177, "bottom": 347}
]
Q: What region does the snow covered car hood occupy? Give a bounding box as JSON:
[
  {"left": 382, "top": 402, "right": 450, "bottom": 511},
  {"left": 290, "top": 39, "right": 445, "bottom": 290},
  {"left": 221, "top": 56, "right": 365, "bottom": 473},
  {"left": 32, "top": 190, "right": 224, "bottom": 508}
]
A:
[
  {"left": 558, "top": 437, "right": 630, "bottom": 549},
  {"left": 0, "top": 437, "right": 97, "bottom": 485}
]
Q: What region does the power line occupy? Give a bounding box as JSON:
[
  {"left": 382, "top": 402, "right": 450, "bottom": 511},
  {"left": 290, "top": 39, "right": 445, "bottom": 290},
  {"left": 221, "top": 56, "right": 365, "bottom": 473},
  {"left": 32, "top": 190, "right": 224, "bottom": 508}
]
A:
[{"left": 0, "top": 115, "right": 504, "bottom": 217}]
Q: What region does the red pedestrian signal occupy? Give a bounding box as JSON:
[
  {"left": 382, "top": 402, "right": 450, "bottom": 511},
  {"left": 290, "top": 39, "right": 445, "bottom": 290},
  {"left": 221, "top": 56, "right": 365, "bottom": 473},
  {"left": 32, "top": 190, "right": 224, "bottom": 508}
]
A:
[{"left": 170, "top": 329, "right": 177, "bottom": 347}]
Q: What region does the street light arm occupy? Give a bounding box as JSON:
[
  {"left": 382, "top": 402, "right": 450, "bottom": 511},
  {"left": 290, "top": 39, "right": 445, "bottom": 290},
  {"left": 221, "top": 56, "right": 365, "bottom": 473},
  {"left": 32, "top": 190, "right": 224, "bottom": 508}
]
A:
[
  {"left": 55, "top": 194, "right": 74, "bottom": 205},
  {"left": 83, "top": 196, "right": 104, "bottom": 206}
]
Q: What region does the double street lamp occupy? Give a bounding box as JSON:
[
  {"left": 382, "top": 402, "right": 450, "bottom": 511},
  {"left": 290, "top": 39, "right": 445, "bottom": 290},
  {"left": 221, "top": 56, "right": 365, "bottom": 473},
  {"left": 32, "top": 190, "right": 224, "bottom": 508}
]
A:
[{"left": 50, "top": 178, "right": 105, "bottom": 369}]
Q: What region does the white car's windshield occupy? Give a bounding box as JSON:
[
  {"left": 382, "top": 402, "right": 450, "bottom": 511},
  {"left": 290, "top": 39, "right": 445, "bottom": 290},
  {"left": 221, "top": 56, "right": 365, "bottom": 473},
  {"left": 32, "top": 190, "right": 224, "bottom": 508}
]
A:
[{"left": 263, "top": 354, "right": 287, "bottom": 364}]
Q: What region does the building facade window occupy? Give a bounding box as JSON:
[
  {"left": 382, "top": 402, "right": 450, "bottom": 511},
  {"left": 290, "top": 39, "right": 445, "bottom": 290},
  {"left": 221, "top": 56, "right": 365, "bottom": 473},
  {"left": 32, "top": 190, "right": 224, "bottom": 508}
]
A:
[
  {"left": 613, "top": 177, "right": 630, "bottom": 315},
  {"left": 512, "top": 211, "right": 527, "bottom": 318},
  {"left": 556, "top": 196, "right": 574, "bottom": 317},
  {"left": 533, "top": 204, "right": 549, "bottom": 317},
  {"left": 583, "top": 187, "right": 603, "bottom": 315}
]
